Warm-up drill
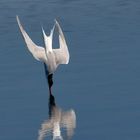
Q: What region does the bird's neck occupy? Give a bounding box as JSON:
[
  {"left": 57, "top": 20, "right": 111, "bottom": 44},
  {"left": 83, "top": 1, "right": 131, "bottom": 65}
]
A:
[{"left": 48, "top": 73, "right": 53, "bottom": 88}]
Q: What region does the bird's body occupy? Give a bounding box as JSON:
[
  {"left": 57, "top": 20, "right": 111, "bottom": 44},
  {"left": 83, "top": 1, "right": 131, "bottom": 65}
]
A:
[
  {"left": 16, "top": 16, "right": 70, "bottom": 91},
  {"left": 16, "top": 16, "right": 69, "bottom": 74},
  {"left": 46, "top": 51, "right": 57, "bottom": 74}
]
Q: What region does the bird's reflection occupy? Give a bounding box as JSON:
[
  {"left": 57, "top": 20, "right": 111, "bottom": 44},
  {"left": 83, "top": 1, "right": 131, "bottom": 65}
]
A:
[{"left": 38, "top": 94, "right": 76, "bottom": 140}]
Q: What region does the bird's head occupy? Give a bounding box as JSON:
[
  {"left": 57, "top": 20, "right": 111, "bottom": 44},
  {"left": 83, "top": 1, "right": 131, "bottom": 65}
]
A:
[{"left": 48, "top": 74, "right": 53, "bottom": 88}]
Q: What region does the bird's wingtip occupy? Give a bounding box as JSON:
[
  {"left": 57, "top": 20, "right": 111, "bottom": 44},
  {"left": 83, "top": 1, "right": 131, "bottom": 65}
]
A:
[
  {"left": 16, "top": 15, "right": 21, "bottom": 26},
  {"left": 54, "top": 18, "right": 57, "bottom": 23},
  {"left": 16, "top": 15, "right": 19, "bottom": 21},
  {"left": 41, "top": 26, "right": 44, "bottom": 32},
  {"left": 54, "top": 18, "right": 60, "bottom": 26}
]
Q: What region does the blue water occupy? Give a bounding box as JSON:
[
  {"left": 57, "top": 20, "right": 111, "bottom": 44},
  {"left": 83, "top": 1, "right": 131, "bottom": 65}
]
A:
[{"left": 0, "top": 0, "right": 140, "bottom": 140}]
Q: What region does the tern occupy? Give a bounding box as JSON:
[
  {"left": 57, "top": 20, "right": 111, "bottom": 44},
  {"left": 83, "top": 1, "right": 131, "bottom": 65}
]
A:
[{"left": 16, "top": 16, "right": 70, "bottom": 94}]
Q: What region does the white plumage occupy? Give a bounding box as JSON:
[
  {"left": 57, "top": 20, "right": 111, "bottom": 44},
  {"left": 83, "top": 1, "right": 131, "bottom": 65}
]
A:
[{"left": 16, "top": 16, "right": 70, "bottom": 75}]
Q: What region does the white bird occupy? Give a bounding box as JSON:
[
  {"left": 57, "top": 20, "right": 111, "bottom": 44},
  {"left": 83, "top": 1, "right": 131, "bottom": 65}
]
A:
[{"left": 16, "top": 16, "right": 70, "bottom": 93}]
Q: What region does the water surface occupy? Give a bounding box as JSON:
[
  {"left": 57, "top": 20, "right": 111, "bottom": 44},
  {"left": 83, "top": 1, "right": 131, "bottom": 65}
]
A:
[{"left": 0, "top": 0, "right": 140, "bottom": 140}]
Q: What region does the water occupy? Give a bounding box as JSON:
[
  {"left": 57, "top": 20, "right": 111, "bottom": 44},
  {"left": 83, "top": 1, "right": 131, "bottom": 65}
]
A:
[{"left": 0, "top": 0, "right": 140, "bottom": 140}]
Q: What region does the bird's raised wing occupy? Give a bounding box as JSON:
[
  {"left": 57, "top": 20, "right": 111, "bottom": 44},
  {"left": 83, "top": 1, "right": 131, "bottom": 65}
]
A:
[
  {"left": 16, "top": 16, "right": 47, "bottom": 62},
  {"left": 53, "top": 20, "right": 70, "bottom": 65}
]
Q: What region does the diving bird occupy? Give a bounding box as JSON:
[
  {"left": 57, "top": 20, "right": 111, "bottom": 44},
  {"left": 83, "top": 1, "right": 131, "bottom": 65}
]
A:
[{"left": 16, "top": 16, "right": 70, "bottom": 93}]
